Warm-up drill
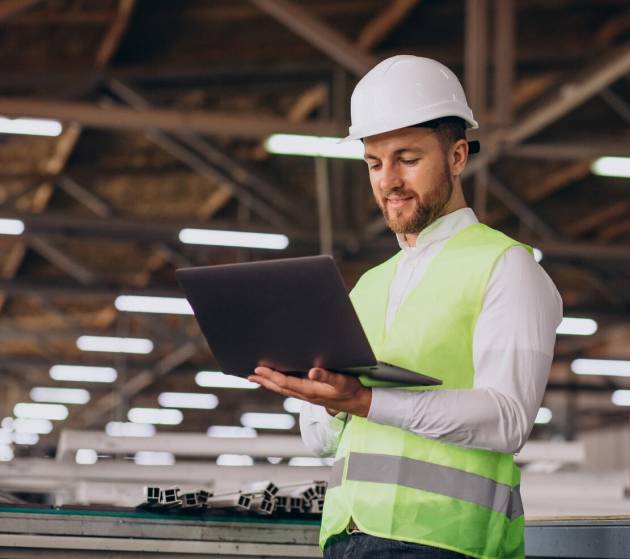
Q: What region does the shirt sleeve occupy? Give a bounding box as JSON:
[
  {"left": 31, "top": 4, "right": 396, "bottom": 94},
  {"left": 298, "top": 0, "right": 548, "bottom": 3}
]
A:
[
  {"left": 367, "top": 245, "right": 563, "bottom": 454},
  {"left": 299, "top": 401, "right": 348, "bottom": 457}
]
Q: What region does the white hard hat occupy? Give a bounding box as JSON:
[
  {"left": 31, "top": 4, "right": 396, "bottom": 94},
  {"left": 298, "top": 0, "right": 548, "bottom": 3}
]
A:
[{"left": 343, "top": 55, "right": 478, "bottom": 142}]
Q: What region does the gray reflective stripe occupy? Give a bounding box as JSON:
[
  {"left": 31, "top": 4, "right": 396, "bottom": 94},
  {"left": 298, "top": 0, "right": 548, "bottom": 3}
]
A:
[
  {"left": 508, "top": 485, "right": 524, "bottom": 521},
  {"left": 346, "top": 452, "right": 523, "bottom": 520},
  {"left": 328, "top": 457, "right": 345, "bottom": 489}
]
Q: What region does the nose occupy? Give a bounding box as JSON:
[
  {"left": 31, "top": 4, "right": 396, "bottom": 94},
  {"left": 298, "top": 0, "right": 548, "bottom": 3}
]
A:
[{"left": 377, "top": 162, "right": 403, "bottom": 192}]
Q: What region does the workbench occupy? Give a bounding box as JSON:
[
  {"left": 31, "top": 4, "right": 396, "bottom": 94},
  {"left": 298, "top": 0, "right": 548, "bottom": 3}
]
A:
[{"left": 0, "top": 506, "right": 628, "bottom": 558}]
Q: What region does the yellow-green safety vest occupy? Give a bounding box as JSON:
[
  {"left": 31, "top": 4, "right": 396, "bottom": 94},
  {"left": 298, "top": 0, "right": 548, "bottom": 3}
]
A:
[{"left": 320, "top": 223, "right": 531, "bottom": 559}]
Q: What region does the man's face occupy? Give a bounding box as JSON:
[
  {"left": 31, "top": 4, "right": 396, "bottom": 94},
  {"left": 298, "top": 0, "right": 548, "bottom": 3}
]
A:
[{"left": 363, "top": 127, "right": 453, "bottom": 237}]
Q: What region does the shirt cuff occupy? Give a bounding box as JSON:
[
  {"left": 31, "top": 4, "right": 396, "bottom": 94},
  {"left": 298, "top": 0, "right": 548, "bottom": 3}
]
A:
[{"left": 367, "top": 388, "right": 413, "bottom": 429}]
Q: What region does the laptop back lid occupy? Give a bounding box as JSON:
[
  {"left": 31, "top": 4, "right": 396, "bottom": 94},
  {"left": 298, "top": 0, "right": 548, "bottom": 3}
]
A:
[{"left": 176, "top": 255, "right": 377, "bottom": 377}]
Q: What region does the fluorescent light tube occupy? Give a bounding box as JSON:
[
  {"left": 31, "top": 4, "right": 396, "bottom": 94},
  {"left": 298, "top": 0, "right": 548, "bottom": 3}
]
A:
[
  {"left": 158, "top": 392, "right": 219, "bottom": 410},
  {"left": 288, "top": 456, "right": 334, "bottom": 467},
  {"left": 571, "top": 358, "right": 630, "bottom": 377},
  {"left": 12, "top": 432, "right": 39, "bottom": 446},
  {"left": 50, "top": 365, "right": 117, "bottom": 383},
  {"left": 128, "top": 407, "right": 183, "bottom": 425},
  {"left": 556, "top": 317, "right": 598, "bottom": 336},
  {"left": 12, "top": 418, "right": 53, "bottom": 435},
  {"left": 75, "top": 448, "right": 98, "bottom": 465},
  {"left": 216, "top": 454, "right": 254, "bottom": 466},
  {"left": 612, "top": 390, "right": 630, "bottom": 406},
  {"left": 134, "top": 451, "right": 175, "bottom": 466},
  {"left": 265, "top": 134, "right": 363, "bottom": 160},
  {"left": 0, "top": 117, "right": 62, "bottom": 137},
  {"left": 30, "top": 387, "right": 90, "bottom": 404},
  {"left": 0, "top": 445, "right": 13, "bottom": 462},
  {"left": 196, "top": 371, "right": 259, "bottom": 390},
  {"left": 283, "top": 397, "right": 302, "bottom": 414},
  {"left": 76, "top": 335, "right": 153, "bottom": 354},
  {"left": 106, "top": 421, "right": 155, "bottom": 438},
  {"left": 535, "top": 407, "right": 552, "bottom": 424},
  {"left": 179, "top": 228, "right": 289, "bottom": 250},
  {"left": 591, "top": 156, "right": 630, "bottom": 178},
  {"left": 115, "top": 295, "right": 193, "bottom": 315},
  {"left": 0, "top": 218, "right": 24, "bottom": 235},
  {"left": 240, "top": 412, "right": 295, "bottom": 430},
  {"left": 14, "top": 403, "right": 68, "bottom": 421},
  {"left": 207, "top": 425, "right": 257, "bottom": 438}
]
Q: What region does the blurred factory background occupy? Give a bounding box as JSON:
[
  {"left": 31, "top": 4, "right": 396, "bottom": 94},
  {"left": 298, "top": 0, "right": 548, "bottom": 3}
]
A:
[{"left": 0, "top": 0, "right": 629, "bottom": 520}]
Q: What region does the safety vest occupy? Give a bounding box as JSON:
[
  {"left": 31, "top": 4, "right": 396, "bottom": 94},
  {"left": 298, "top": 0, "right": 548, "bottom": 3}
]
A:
[{"left": 320, "top": 223, "right": 530, "bottom": 559}]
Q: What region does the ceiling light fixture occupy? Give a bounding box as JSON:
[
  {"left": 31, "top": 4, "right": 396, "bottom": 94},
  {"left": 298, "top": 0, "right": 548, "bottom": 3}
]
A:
[
  {"left": 158, "top": 392, "right": 219, "bottom": 410},
  {"left": 179, "top": 228, "right": 289, "bottom": 250},
  {"left": 535, "top": 407, "right": 552, "bottom": 424},
  {"left": 14, "top": 403, "right": 68, "bottom": 421},
  {"left": 265, "top": 134, "right": 363, "bottom": 160},
  {"left": 591, "top": 156, "right": 630, "bottom": 178},
  {"left": 114, "top": 295, "right": 193, "bottom": 315},
  {"left": 0, "top": 218, "right": 25, "bottom": 235},
  {"left": 571, "top": 359, "right": 630, "bottom": 377},
  {"left": 105, "top": 421, "right": 156, "bottom": 438},
  {"left": 0, "top": 116, "right": 62, "bottom": 137},
  {"left": 556, "top": 317, "right": 598, "bottom": 336},
  {"left": 30, "top": 387, "right": 90, "bottom": 405},
  {"left": 207, "top": 425, "right": 257, "bottom": 438},
  {"left": 195, "top": 371, "right": 259, "bottom": 390},
  {"left": 50, "top": 365, "right": 117, "bottom": 383},
  {"left": 128, "top": 407, "right": 183, "bottom": 425},
  {"left": 76, "top": 335, "right": 153, "bottom": 354}
]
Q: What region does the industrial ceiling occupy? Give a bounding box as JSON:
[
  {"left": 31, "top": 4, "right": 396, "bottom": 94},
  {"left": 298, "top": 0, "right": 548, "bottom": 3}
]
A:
[{"left": 0, "top": 0, "right": 629, "bottom": 459}]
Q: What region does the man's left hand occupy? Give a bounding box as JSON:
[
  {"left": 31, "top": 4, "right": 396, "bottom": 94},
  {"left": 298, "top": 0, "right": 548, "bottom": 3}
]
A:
[{"left": 248, "top": 367, "right": 372, "bottom": 417}]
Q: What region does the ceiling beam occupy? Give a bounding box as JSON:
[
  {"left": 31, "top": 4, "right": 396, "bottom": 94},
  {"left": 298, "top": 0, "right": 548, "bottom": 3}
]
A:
[
  {"left": 78, "top": 342, "right": 198, "bottom": 427},
  {"left": 108, "top": 80, "right": 314, "bottom": 227},
  {"left": 0, "top": 96, "right": 344, "bottom": 138},
  {"left": 465, "top": 43, "right": 630, "bottom": 176},
  {"left": 0, "top": 211, "right": 332, "bottom": 245},
  {"left": 250, "top": 0, "right": 375, "bottom": 76},
  {"left": 507, "top": 141, "right": 630, "bottom": 160},
  {"left": 0, "top": 0, "right": 41, "bottom": 21}
]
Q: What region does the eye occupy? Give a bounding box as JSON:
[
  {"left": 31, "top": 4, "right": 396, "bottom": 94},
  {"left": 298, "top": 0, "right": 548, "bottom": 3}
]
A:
[
  {"left": 400, "top": 158, "right": 419, "bottom": 166},
  {"left": 366, "top": 162, "right": 381, "bottom": 171}
]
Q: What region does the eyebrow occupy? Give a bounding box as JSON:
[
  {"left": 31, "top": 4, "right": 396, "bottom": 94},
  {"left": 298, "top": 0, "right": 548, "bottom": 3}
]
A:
[{"left": 363, "top": 147, "right": 424, "bottom": 160}]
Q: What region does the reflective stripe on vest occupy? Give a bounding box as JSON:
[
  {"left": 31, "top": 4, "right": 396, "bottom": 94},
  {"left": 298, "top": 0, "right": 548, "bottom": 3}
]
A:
[
  {"left": 344, "top": 452, "right": 523, "bottom": 521},
  {"left": 328, "top": 458, "right": 345, "bottom": 489}
]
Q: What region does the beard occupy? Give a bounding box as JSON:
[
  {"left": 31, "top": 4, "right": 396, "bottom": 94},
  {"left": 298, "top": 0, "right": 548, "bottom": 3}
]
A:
[{"left": 379, "top": 163, "right": 454, "bottom": 235}]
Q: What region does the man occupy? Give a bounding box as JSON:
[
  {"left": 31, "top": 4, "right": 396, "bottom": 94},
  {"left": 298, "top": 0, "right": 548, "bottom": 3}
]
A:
[{"left": 248, "top": 55, "right": 562, "bottom": 559}]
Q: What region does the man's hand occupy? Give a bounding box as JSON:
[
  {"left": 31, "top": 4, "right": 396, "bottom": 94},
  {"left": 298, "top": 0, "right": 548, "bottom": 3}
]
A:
[{"left": 248, "top": 367, "right": 372, "bottom": 417}]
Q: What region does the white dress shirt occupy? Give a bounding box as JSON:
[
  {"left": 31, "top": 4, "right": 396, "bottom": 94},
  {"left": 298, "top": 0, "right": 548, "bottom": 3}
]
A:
[{"left": 299, "top": 208, "right": 563, "bottom": 455}]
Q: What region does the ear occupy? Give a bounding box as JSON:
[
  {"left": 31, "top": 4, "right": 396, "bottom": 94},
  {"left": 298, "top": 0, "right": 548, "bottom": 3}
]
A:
[{"left": 449, "top": 139, "right": 469, "bottom": 178}]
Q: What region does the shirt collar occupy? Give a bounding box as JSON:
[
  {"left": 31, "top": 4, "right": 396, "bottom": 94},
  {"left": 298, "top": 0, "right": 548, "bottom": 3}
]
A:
[{"left": 396, "top": 207, "right": 479, "bottom": 254}]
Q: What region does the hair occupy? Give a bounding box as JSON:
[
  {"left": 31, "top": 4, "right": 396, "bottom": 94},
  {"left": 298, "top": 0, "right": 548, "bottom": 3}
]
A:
[{"left": 413, "top": 117, "right": 467, "bottom": 154}]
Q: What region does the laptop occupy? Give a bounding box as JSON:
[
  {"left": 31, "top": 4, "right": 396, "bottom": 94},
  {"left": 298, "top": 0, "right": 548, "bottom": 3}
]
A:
[{"left": 176, "top": 255, "right": 442, "bottom": 388}]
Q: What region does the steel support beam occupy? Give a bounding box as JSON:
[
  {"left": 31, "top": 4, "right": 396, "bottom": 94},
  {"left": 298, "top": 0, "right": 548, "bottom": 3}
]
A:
[
  {"left": 78, "top": 342, "right": 198, "bottom": 428},
  {"left": 493, "top": 0, "right": 515, "bottom": 126},
  {"left": 250, "top": 0, "right": 375, "bottom": 76},
  {"left": 0, "top": 0, "right": 41, "bottom": 21},
  {"left": 107, "top": 80, "right": 315, "bottom": 227},
  {"left": 507, "top": 141, "right": 630, "bottom": 160},
  {"left": 0, "top": 96, "right": 344, "bottom": 138},
  {"left": 465, "top": 43, "right": 630, "bottom": 176}
]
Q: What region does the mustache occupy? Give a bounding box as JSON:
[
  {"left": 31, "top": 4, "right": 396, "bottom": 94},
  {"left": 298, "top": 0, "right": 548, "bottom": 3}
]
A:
[{"left": 382, "top": 187, "right": 417, "bottom": 199}]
